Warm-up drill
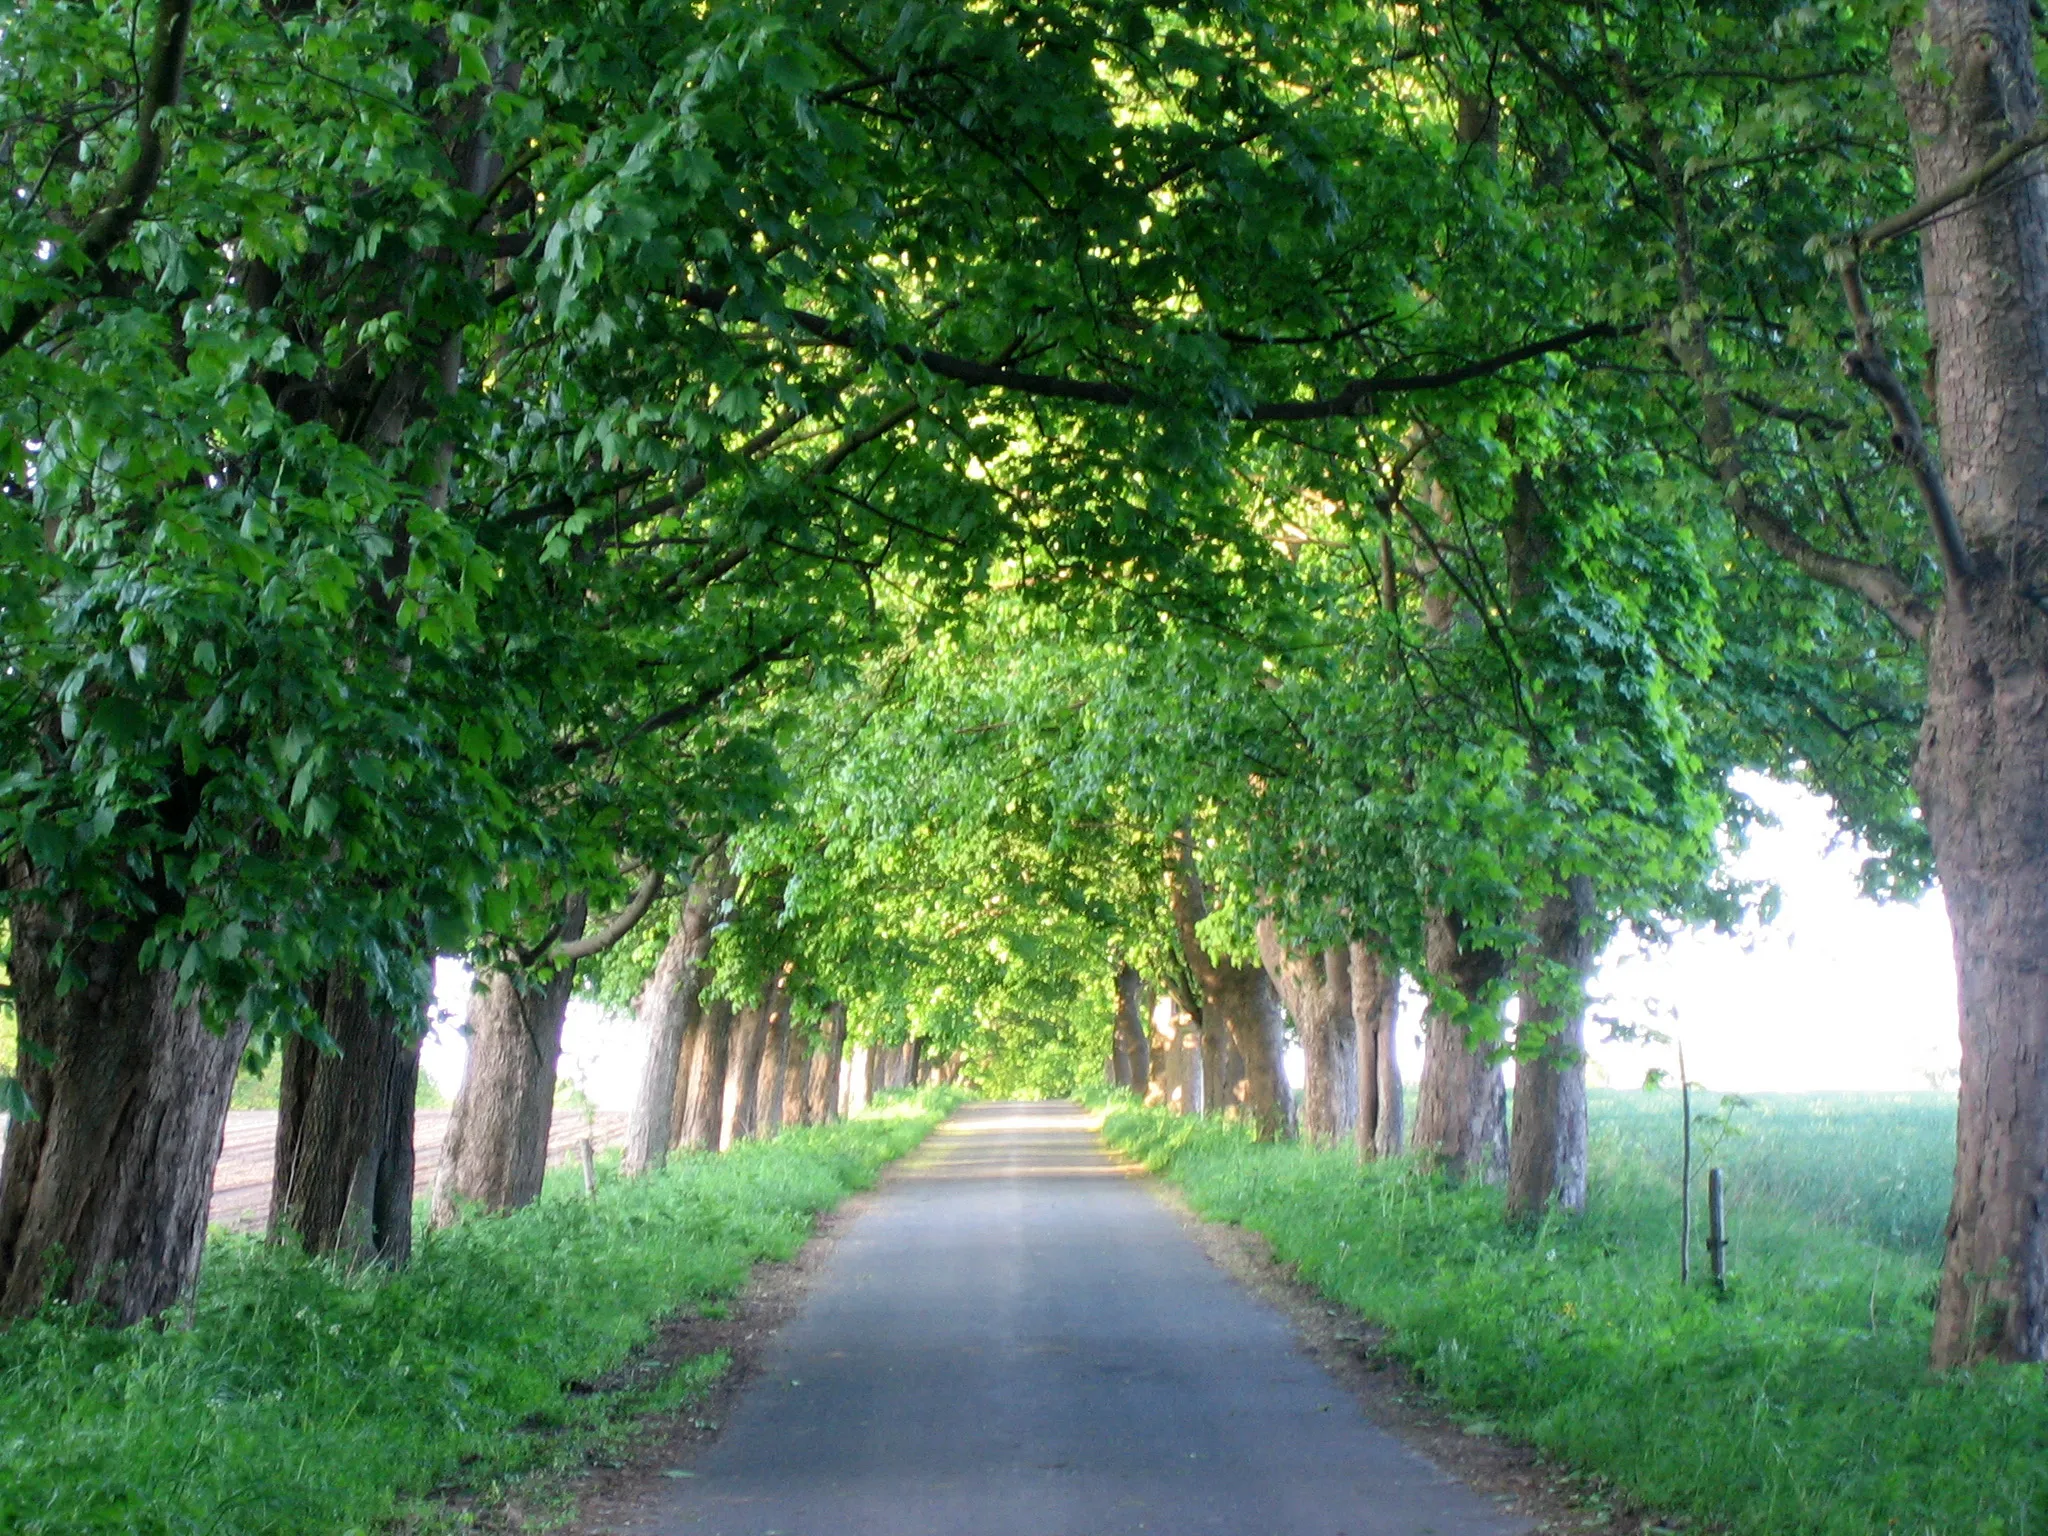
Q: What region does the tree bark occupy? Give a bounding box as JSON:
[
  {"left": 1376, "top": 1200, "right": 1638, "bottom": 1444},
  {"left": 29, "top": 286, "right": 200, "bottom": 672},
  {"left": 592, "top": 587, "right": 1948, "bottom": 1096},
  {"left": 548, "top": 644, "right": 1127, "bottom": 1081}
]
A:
[
  {"left": 677, "top": 995, "right": 733, "bottom": 1152},
  {"left": 1349, "top": 940, "right": 1403, "bottom": 1159},
  {"left": 841, "top": 1042, "right": 872, "bottom": 1118},
  {"left": 781, "top": 1008, "right": 814, "bottom": 1127},
  {"left": 1257, "top": 922, "right": 1359, "bottom": 1144},
  {"left": 1893, "top": 0, "right": 2048, "bottom": 1366},
  {"left": 1168, "top": 1007, "right": 1205, "bottom": 1114},
  {"left": 272, "top": 964, "right": 422, "bottom": 1265},
  {"left": 432, "top": 895, "right": 586, "bottom": 1225},
  {"left": 1507, "top": 879, "right": 1600, "bottom": 1219},
  {"left": 756, "top": 983, "right": 791, "bottom": 1137},
  {"left": 720, "top": 988, "right": 773, "bottom": 1149},
  {"left": 802, "top": 1002, "right": 847, "bottom": 1124},
  {"left": 1166, "top": 835, "right": 1289, "bottom": 1138},
  {"left": 1328, "top": 948, "right": 1360, "bottom": 1137},
  {"left": 1112, "top": 965, "right": 1151, "bottom": 1090},
  {"left": 0, "top": 895, "right": 250, "bottom": 1323},
  {"left": 622, "top": 860, "right": 726, "bottom": 1176},
  {"left": 1413, "top": 912, "right": 1508, "bottom": 1184}
]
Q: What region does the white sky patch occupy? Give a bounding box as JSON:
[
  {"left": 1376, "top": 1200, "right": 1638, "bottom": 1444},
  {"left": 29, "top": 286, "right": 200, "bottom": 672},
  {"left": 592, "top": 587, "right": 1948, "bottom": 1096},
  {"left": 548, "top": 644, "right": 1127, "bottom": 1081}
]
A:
[{"left": 424, "top": 960, "right": 648, "bottom": 1111}]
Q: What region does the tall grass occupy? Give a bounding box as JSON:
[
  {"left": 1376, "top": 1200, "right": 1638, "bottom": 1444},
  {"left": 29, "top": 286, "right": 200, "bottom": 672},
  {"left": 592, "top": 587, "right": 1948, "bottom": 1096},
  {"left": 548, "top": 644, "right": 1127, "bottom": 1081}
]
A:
[
  {"left": 1104, "top": 1095, "right": 2041, "bottom": 1536},
  {"left": 1586, "top": 1088, "right": 1955, "bottom": 1254},
  {"left": 0, "top": 1091, "right": 958, "bottom": 1536}
]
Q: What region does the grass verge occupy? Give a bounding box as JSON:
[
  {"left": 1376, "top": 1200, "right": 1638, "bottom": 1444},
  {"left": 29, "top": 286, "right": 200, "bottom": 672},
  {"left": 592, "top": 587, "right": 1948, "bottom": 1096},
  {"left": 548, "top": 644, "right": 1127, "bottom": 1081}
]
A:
[
  {"left": 0, "top": 1088, "right": 962, "bottom": 1535},
  {"left": 1102, "top": 1099, "right": 2043, "bottom": 1536}
]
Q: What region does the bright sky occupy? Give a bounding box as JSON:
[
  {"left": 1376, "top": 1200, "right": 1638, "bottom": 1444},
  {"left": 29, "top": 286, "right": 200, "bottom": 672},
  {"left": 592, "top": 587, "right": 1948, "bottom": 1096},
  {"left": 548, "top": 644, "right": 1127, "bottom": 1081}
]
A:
[
  {"left": 427, "top": 773, "right": 1963, "bottom": 1110},
  {"left": 1381, "top": 771, "right": 1961, "bottom": 1096},
  {"left": 1575, "top": 771, "right": 1960, "bottom": 1094}
]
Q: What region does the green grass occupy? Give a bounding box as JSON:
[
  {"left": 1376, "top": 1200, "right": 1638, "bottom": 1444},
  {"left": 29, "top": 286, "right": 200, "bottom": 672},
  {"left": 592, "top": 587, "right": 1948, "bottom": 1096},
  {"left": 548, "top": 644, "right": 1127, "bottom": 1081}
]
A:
[
  {"left": 1103, "top": 1094, "right": 2042, "bottom": 1536},
  {"left": 1586, "top": 1088, "right": 1956, "bottom": 1254},
  {"left": 0, "top": 1089, "right": 961, "bottom": 1535}
]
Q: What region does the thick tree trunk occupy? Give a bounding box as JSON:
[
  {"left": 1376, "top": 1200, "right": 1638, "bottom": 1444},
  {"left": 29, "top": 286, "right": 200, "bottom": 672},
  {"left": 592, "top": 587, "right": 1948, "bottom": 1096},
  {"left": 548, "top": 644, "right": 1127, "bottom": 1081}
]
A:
[
  {"left": 841, "top": 1042, "right": 872, "bottom": 1117},
  {"left": 1143, "top": 991, "right": 1172, "bottom": 1106},
  {"left": 1166, "top": 835, "right": 1289, "bottom": 1138},
  {"left": 781, "top": 1009, "right": 814, "bottom": 1127},
  {"left": 272, "top": 964, "right": 421, "bottom": 1265},
  {"left": 1112, "top": 966, "right": 1151, "bottom": 1090},
  {"left": 623, "top": 860, "right": 725, "bottom": 1176},
  {"left": 1257, "top": 923, "right": 1358, "bottom": 1145},
  {"left": 1195, "top": 1017, "right": 1227, "bottom": 1114},
  {"left": 1507, "top": 879, "right": 1599, "bottom": 1219},
  {"left": 676, "top": 995, "right": 733, "bottom": 1152},
  {"left": 1144, "top": 991, "right": 1177, "bottom": 1107},
  {"left": 1895, "top": 0, "right": 2048, "bottom": 1366},
  {"left": 1349, "top": 940, "right": 1403, "bottom": 1159},
  {"left": 803, "top": 1003, "right": 847, "bottom": 1124},
  {"left": 1413, "top": 913, "right": 1508, "bottom": 1184},
  {"left": 664, "top": 1000, "right": 703, "bottom": 1152},
  {"left": 1328, "top": 949, "right": 1360, "bottom": 1137},
  {"left": 1170, "top": 1013, "right": 1205, "bottom": 1114},
  {"left": 0, "top": 896, "right": 250, "bottom": 1323},
  {"left": 756, "top": 988, "right": 791, "bottom": 1137},
  {"left": 720, "top": 990, "right": 772, "bottom": 1150},
  {"left": 432, "top": 896, "right": 585, "bottom": 1225}
]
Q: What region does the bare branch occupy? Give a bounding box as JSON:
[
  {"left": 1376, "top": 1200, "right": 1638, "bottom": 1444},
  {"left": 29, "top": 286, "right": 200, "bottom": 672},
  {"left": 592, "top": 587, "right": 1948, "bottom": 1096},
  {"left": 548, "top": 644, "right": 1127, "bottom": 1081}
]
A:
[
  {"left": 1837, "top": 262, "right": 1973, "bottom": 584},
  {"left": 677, "top": 287, "right": 1623, "bottom": 420},
  {"left": 1857, "top": 121, "right": 2048, "bottom": 250},
  {"left": 554, "top": 869, "right": 664, "bottom": 960}
]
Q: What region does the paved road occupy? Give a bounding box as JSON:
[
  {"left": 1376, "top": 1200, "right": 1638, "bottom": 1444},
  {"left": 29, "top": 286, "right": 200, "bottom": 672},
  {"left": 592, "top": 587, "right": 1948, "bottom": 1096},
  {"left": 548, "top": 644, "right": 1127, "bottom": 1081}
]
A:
[{"left": 655, "top": 1102, "right": 1526, "bottom": 1536}]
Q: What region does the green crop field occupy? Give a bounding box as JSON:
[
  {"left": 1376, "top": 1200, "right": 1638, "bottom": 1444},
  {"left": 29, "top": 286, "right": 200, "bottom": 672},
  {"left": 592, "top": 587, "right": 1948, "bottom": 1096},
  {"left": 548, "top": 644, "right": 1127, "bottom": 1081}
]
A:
[
  {"left": 1584, "top": 1088, "right": 1956, "bottom": 1255},
  {"left": 1103, "top": 1091, "right": 2034, "bottom": 1536}
]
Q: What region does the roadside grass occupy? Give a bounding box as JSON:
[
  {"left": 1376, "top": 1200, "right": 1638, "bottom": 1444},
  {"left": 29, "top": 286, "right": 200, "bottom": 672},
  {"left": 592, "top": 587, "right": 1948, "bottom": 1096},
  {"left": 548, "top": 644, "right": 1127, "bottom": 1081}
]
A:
[
  {"left": 1102, "top": 1095, "right": 2042, "bottom": 1536},
  {"left": 0, "top": 1088, "right": 960, "bottom": 1536}
]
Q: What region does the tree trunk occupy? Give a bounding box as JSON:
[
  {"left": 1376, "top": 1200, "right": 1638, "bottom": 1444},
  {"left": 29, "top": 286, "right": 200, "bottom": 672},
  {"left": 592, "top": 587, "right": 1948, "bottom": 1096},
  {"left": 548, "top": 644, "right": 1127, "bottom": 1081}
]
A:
[
  {"left": 1896, "top": 0, "right": 2048, "bottom": 1367},
  {"left": 272, "top": 964, "right": 421, "bottom": 1265},
  {"left": 842, "top": 1042, "right": 872, "bottom": 1117},
  {"left": 1507, "top": 879, "right": 1600, "bottom": 1219},
  {"left": 1170, "top": 1011, "right": 1205, "bottom": 1114},
  {"left": 1257, "top": 923, "right": 1359, "bottom": 1145},
  {"left": 1349, "top": 940, "right": 1403, "bottom": 1159},
  {"left": 781, "top": 1009, "right": 814, "bottom": 1127},
  {"left": 1413, "top": 912, "right": 1508, "bottom": 1184},
  {"left": 0, "top": 896, "right": 250, "bottom": 1323},
  {"left": 1166, "top": 834, "right": 1289, "bottom": 1138},
  {"left": 1113, "top": 966, "right": 1151, "bottom": 1090},
  {"left": 1196, "top": 1018, "right": 1230, "bottom": 1116},
  {"left": 432, "top": 895, "right": 586, "bottom": 1225},
  {"left": 666, "top": 1000, "right": 703, "bottom": 1150},
  {"left": 678, "top": 995, "right": 733, "bottom": 1151},
  {"left": 623, "top": 859, "right": 725, "bottom": 1176},
  {"left": 720, "top": 989, "right": 772, "bottom": 1150},
  {"left": 756, "top": 985, "right": 791, "bottom": 1137},
  {"left": 803, "top": 1003, "right": 847, "bottom": 1124}
]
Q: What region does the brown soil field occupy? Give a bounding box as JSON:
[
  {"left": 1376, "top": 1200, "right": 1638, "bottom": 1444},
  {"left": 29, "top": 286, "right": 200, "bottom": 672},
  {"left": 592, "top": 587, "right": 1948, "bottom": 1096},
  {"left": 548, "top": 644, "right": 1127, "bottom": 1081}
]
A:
[{"left": 205, "top": 1109, "right": 629, "bottom": 1232}]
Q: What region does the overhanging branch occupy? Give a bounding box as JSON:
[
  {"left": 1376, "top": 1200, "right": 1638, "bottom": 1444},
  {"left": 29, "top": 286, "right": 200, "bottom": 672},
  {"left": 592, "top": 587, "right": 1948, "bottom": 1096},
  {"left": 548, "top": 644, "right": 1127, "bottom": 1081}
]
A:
[
  {"left": 554, "top": 869, "right": 664, "bottom": 960},
  {"left": 677, "top": 286, "right": 1623, "bottom": 421}
]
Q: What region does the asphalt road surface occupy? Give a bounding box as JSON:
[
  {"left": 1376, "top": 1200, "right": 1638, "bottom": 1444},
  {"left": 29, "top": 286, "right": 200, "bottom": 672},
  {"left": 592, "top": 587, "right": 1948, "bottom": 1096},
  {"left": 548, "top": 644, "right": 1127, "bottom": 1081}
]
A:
[{"left": 654, "top": 1101, "right": 1528, "bottom": 1536}]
